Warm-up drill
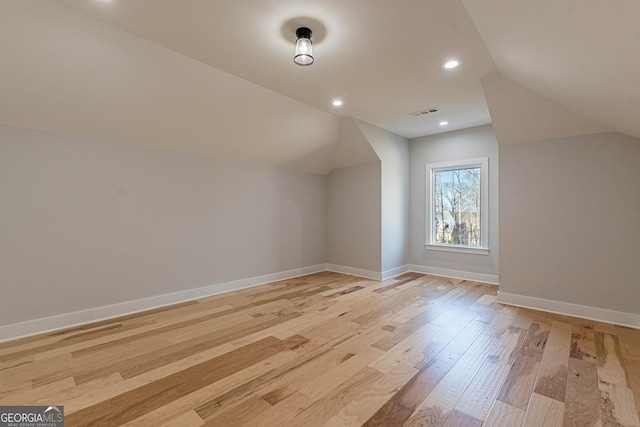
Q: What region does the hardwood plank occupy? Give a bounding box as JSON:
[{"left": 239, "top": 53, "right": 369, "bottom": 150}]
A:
[
  {"left": 0, "top": 322, "right": 136, "bottom": 364},
  {"left": 408, "top": 317, "right": 478, "bottom": 371},
  {"left": 242, "top": 391, "right": 313, "bottom": 427},
  {"left": 625, "top": 357, "right": 640, "bottom": 421},
  {"left": 323, "top": 362, "right": 418, "bottom": 426},
  {"left": 35, "top": 304, "right": 239, "bottom": 361},
  {"left": 617, "top": 326, "right": 640, "bottom": 361},
  {"left": 0, "top": 380, "right": 32, "bottom": 401},
  {"left": 468, "top": 293, "right": 497, "bottom": 309},
  {"left": 298, "top": 341, "right": 384, "bottom": 400},
  {"left": 117, "top": 350, "right": 300, "bottom": 426},
  {"left": 35, "top": 338, "right": 172, "bottom": 387},
  {"left": 1, "top": 376, "right": 76, "bottom": 404},
  {"left": 501, "top": 308, "right": 531, "bottom": 333},
  {"left": 65, "top": 335, "right": 307, "bottom": 426},
  {"left": 534, "top": 320, "right": 572, "bottom": 401},
  {"left": 497, "top": 322, "right": 550, "bottom": 409},
  {"left": 209, "top": 342, "right": 367, "bottom": 415},
  {"left": 403, "top": 333, "right": 499, "bottom": 426},
  {"left": 121, "top": 313, "right": 301, "bottom": 380},
  {"left": 268, "top": 302, "right": 360, "bottom": 340},
  {"left": 368, "top": 320, "right": 449, "bottom": 373},
  {"left": 198, "top": 393, "right": 271, "bottom": 425},
  {"left": 319, "top": 280, "right": 366, "bottom": 297},
  {"left": 563, "top": 357, "right": 601, "bottom": 427},
  {"left": 189, "top": 350, "right": 330, "bottom": 420},
  {"left": 41, "top": 371, "right": 124, "bottom": 407},
  {"left": 373, "top": 272, "right": 425, "bottom": 294},
  {"left": 243, "top": 311, "right": 364, "bottom": 355},
  {"left": 595, "top": 332, "right": 631, "bottom": 387},
  {"left": 594, "top": 322, "right": 618, "bottom": 335},
  {"left": 434, "top": 318, "right": 490, "bottom": 366},
  {"left": 599, "top": 381, "right": 640, "bottom": 427},
  {"left": 0, "top": 300, "right": 196, "bottom": 354},
  {"left": 291, "top": 366, "right": 386, "bottom": 427},
  {"left": 393, "top": 298, "right": 433, "bottom": 324},
  {"left": 156, "top": 410, "right": 204, "bottom": 427},
  {"left": 484, "top": 400, "right": 525, "bottom": 427},
  {"left": 362, "top": 358, "right": 453, "bottom": 426},
  {"left": 441, "top": 409, "right": 483, "bottom": 426},
  {"left": 257, "top": 325, "right": 386, "bottom": 405},
  {"left": 570, "top": 325, "right": 597, "bottom": 363},
  {"left": 190, "top": 332, "right": 363, "bottom": 419},
  {"left": 290, "top": 322, "right": 366, "bottom": 357},
  {"left": 360, "top": 280, "right": 469, "bottom": 331},
  {"left": 352, "top": 288, "right": 433, "bottom": 327},
  {"left": 0, "top": 352, "right": 73, "bottom": 387},
  {"left": 522, "top": 393, "right": 564, "bottom": 427},
  {"left": 0, "top": 353, "right": 34, "bottom": 371},
  {"left": 247, "top": 284, "right": 334, "bottom": 307},
  {"left": 453, "top": 326, "right": 528, "bottom": 420},
  {"left": 482, "top": 306, "right": 519, "bottom": 338}
]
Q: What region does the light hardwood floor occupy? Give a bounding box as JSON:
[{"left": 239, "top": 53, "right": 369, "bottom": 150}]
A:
[{"left": 1, "top": 272, "right": 639, "bottom": 426}]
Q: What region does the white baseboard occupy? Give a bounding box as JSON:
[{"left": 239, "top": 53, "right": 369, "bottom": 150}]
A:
[
  {"left": 409, "top": 264, "right": 499, "bottom": 285},
  {"left": 5, "top": 263, "right": 635, "bottom": 342},
  {"left": 325, "top": 264, "right": 381, "bottom": 280},
  {"left": 497, "top": 291, "right": 640, "bottom": 330},
  {"left": 0, "top": 264, "right": 326, "bottom": 343},
  {"left": 326, "top": 263, "right": 499, "bottom": 284},
  {"left": 381, "top": 265, "right": 412, "bottom": 280}
]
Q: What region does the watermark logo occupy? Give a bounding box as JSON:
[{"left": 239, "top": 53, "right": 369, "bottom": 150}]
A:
[{"left": 0, "top": 406, "right": 64, "bottom": 427}]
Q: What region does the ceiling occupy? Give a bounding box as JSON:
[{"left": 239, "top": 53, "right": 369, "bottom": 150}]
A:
[
  {"left": 0, "top": 1, "right": 637, "bottom": 174},
  {"left": 50, "top": 0, "right": 497, "bottom": 139},
  {"left": 462, "top": 0, "right": 640, "bottom": 142}
]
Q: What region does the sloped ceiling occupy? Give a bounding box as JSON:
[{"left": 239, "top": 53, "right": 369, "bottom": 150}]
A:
[
  {"left": 332, "top": 118, "right": 380, "bottom": 170},
  {"left": 0, "top": 1, "right": 338, "bottom": 174},
  {"left": 0, "top": 0, "right": 497, "bottom": 174},
  {"left": 0, "top": 1, "right": 637, "bottom": 175},
  {"left": 50, "top": 0, "right": 496, "bottom": 139},
  {"left": 481, "top": 74, "right": 610, "bottom": 145},
  {"left": 462, "top": 0, "right": 640, "bottom": 141}
]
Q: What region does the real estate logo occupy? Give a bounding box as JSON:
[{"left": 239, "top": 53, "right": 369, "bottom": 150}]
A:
[{"left": 0, "top": 406, "right": 64, "bottom": 427}]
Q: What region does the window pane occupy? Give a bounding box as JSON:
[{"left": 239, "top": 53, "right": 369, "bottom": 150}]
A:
[{"left": 433, "top": 166, "right": 481, "bottom": 246}]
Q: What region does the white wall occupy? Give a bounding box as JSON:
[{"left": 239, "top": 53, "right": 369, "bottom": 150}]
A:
[
  {"left": 500, "top": 131, "right": 640, "bottom": 315},
  {"left": 326, "top": 162, "right": 382, "bottom": 273},
  {"left": 409, "top": 125, "right": 499, "bottom": 280},
  {"left": 357, "top": 121, "right": 410, "bottom": 272},
  {"left": 0, "top": 125, "right": 326, "bottom": 326}
]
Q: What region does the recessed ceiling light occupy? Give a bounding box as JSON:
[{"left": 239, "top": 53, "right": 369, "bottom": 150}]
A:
[
  {"left": 439, "top": 121, "right": 449, "bottom": 126},
  {"left": 443, "top": 60, "right": 460, "bottom": 69},
  {"left": 332, "top": 100, "right": 343, "bottom": 107}
]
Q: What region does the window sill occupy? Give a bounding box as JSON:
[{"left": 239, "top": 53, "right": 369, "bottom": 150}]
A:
[{"left": 424, "top": 244, "right": 489, "bottom": 256}]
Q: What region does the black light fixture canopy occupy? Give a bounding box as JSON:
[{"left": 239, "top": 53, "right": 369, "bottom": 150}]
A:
[
  {"left": 294, "top": 26, "right": 314, "bottom": 66},
  {"left": 296, "top": 27, "right": 312, "bottom": 40}
]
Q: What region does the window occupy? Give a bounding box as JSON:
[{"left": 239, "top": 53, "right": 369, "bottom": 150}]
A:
[{"left": 426, "top": 158, "right": 488, "bottom": 255}]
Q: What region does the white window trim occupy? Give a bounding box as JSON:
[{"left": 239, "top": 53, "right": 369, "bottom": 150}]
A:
[{"left": 425, "top": 157, "right": 489, "bottom": 255}]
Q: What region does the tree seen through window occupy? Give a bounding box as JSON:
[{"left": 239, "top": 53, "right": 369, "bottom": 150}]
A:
[{"left": 433, "top": 166, "right": 481, "bottom": 246}]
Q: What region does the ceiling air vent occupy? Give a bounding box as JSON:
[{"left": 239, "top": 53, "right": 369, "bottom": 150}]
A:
[{"left": 410, "top": 107, "right": 439, "bottom": 117}]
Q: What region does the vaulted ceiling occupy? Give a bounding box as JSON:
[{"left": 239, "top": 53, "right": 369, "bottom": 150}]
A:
[
  {"left": 0, "top": 1, "right": 637, "bottom": 174},
  {"left": 463, "top": 0, "right": 640, "bottom": 141}
]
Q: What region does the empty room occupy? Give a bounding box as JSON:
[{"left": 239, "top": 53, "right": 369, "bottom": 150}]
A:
[{"left": 1, "top": 1, "right": 639, "bottom": 426}]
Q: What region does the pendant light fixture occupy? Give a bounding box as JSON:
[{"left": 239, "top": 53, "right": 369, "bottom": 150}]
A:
[{"left": 294, "top": 27, "right": 314, "bottom": 66}]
